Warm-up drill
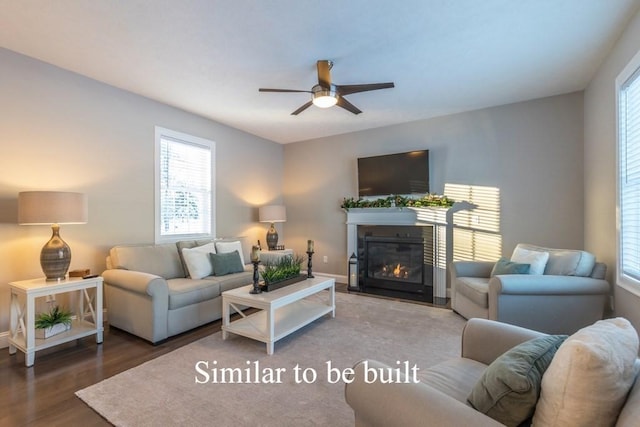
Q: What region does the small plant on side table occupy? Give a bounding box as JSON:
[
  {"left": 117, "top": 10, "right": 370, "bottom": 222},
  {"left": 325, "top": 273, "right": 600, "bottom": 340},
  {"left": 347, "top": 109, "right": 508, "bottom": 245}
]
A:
[{"left": 35, "top": 305, "right": 72, "bottom": 338}]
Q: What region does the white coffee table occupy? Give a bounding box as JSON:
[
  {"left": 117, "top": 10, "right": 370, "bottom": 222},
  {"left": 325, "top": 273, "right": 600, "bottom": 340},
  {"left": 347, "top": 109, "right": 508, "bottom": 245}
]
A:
[{"left": 221, "top": 276, "right": 335, "bottom": 354}]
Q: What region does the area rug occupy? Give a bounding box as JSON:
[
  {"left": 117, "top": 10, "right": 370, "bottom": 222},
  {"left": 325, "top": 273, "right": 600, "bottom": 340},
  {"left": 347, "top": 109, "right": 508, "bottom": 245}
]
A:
[{"left": 76, "top": 292, "right": 466, "bottom": 426}]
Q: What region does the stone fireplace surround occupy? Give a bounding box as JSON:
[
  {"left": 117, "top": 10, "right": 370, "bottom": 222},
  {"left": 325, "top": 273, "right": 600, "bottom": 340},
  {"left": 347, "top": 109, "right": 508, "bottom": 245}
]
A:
[{"left": 346, "top": 207, "right": 454, "bottom": 305}]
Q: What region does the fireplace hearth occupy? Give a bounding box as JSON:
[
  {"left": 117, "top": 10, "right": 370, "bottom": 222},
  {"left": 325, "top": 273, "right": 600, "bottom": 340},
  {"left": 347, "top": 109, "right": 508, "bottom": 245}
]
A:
[{"left": 356, "top": 225, "right": 434, "bottom": 303}]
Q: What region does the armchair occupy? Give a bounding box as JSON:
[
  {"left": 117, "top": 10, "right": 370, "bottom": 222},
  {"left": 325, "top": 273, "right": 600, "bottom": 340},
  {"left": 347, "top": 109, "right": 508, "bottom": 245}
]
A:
[
  {"left": 345, "top": 318, "right": 640, "bottom": 427},
  {"left": 450, "top": 244, "right": 611, "bottom": 334}
]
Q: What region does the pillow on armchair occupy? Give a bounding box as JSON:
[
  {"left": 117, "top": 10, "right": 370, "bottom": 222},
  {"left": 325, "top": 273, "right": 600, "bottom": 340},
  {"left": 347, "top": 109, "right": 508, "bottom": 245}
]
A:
[
  {"left": 533, "top": 318, "right": 639, "bottom": 426},
  {"left": 511, "top": 246, "right": 549, "bottom": 275}
]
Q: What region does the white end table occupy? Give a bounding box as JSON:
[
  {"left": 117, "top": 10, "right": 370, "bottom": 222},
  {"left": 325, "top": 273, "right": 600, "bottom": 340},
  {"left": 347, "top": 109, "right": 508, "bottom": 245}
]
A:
[{"left": 8, "top": 276, "right": 103, "bottom": 367}]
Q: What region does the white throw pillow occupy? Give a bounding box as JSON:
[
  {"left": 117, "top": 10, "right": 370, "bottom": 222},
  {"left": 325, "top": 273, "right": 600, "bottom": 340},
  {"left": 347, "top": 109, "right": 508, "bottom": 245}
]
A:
[
  {"left": 215, "top": 240, "right": 246, "bottom": 266},
  {"left": 533, "top": 318, "right": 639, "bottom": 427},
  {"left": 181, "top": 242, "right": 217, "bottom": 279},
  {"left": 511, "top": 246, "right": 549, "bottom": 275}
]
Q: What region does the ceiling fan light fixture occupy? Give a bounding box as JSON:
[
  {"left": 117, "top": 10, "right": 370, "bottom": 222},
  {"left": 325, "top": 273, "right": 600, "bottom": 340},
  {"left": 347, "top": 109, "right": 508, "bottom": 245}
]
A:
[{"left": 312, "top": 85, "right": 338, "bottom": 108}]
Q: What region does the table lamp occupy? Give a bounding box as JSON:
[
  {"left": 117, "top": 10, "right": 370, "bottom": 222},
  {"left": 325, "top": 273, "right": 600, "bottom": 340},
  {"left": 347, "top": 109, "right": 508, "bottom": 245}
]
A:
[
  {"left": 18, "top": 191, "right": 88, "bottom": 281},
  {"left": 258, "top": 205, "right": 286, "bottom": 250}
]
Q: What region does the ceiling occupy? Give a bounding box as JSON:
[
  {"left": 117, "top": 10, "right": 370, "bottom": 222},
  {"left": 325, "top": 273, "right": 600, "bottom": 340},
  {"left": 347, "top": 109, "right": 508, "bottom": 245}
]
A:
[{"left": 1, "top": 1, "right": 638, "bottom": 144}]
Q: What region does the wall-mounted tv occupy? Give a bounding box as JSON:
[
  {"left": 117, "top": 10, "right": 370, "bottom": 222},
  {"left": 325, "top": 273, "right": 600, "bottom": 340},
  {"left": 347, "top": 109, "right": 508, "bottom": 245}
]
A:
[{"left": 358, "top": 150, "right": 429, "bottom": 197}]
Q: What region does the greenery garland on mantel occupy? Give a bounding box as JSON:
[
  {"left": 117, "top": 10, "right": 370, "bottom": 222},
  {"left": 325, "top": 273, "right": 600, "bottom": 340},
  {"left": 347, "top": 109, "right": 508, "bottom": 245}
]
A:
[{"left": 340, "top": 194, "right": 455, "bottom": 210}]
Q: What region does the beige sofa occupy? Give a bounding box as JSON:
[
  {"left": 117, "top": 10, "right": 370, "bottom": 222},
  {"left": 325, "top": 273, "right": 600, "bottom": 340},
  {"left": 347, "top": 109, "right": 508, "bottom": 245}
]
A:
[
  {"left": 102, "top": 240, "right": 253, "bottom": 344},
  {"left": 451, "top": 244, "right": 611, "bottom": 334},
  {"left": 345, "top": 318, "right": 640, "bottom": 427}
]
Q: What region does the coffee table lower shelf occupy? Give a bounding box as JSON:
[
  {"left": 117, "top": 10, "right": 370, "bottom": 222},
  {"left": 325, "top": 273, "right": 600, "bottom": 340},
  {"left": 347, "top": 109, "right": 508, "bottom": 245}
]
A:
[{"left": 221, "top": 277, "right": 336, "bottom": 354}]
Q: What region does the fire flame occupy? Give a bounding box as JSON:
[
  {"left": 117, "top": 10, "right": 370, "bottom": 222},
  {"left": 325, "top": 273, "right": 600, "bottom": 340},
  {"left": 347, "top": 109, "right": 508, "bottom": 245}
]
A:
[{"left": 393, "top": 264, "right": 401, "bottom": 277}]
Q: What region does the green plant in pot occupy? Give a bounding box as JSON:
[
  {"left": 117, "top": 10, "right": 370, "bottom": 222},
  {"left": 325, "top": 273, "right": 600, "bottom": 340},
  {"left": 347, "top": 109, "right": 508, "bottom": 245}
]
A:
[
  {"left": 261, "top": 254, "right": 305, "bottom": 290},
  {"left": 35, "top": 305, "right": 72, "bottom": 338}
]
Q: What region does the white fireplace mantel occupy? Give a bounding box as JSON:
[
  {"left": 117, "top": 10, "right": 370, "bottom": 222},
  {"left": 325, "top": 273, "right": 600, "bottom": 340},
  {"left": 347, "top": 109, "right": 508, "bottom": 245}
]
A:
[{"left": 345, "top": 207, "right": 454, "bottom": 303}]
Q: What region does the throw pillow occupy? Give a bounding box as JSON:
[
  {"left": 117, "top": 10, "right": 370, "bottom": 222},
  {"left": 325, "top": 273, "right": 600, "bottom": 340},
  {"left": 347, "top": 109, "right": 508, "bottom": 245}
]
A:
[
  {"left": 210, "top": 250, "right": 245, "bottom": 276},
  {"left": 468, "top": 335, "right": 567, "bottom": 427},
  {"left": 511, "top": 246, "right": 549, "bottom": 275},
  {"left": 490, "top": 258, "right": 531, "bottom": 277},
  {"left": 215, "top": 240, "right": 246, "bottom": 266},
  {"left": 533, "top": 318, "right": 639, "bottom": 427},
  {"left": 181, "top": 242, "right": 217, "bottom": 279}
]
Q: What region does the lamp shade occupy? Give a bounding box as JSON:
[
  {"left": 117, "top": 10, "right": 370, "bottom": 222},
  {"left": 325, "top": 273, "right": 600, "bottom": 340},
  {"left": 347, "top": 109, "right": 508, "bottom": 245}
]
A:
[
  {"left": 18, "top": 191, "right": 88, "bottom": 225},
  {"left": 259, "top": 205, "right": 287, "bottom": 223}
]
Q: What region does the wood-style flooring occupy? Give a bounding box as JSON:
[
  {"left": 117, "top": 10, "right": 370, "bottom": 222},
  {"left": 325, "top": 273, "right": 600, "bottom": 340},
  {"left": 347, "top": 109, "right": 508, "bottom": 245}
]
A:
[{"left": 0, "top": 283, "right": 445, "bottom": 426}]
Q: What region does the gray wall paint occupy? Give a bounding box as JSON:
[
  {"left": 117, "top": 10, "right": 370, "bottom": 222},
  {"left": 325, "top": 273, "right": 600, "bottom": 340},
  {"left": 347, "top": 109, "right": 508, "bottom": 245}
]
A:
[
  {"left": 283, "top": 92, "right": 585, "bottom": 275},
  {"left": 0, "top": 48, "right": 283, "bottom": 332},
  {"left": 584, "top": 8, "right": 640, "bottom": 331}
]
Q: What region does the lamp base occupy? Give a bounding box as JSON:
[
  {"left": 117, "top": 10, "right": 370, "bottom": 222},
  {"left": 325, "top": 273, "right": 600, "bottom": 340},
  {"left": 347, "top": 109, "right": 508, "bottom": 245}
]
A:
[
  {"left": 266, "top": 223, "right": 279, "bottom": 251},
  {"left": 41, "top": 224, "right": 71, "bottom": 281}
]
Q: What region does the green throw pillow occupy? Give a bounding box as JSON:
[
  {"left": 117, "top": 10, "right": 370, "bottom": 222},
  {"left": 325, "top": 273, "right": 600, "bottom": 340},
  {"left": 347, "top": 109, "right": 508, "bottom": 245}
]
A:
[
  {"left": 467, "top": 335, "right": 567, "bottom": 427},
  {"left": 490, "top": 257, "right": 531, "bottom": 277},
  {"left": 210, "top": 250, "right": 244, "bottom": 276}
]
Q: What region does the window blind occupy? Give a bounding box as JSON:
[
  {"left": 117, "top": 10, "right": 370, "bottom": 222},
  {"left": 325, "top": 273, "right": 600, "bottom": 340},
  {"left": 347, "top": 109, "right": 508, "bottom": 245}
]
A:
[
  {"left": 159, "top": 136, "right": 212, "bottom": 237},
  {"left": 619, "top": 66, "right": 640, "bottom": 283}
]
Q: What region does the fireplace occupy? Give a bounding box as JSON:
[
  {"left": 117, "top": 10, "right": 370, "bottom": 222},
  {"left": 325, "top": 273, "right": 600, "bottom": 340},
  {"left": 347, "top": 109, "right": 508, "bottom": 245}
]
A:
[{"left": 357, "top": 225, "right": 434, "bottom": 303}]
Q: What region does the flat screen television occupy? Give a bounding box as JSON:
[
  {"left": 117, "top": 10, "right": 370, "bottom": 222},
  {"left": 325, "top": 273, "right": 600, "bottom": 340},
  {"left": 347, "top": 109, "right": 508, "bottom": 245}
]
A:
[{"left": 358, "top": 150, "right": 429, "bottom": 197}]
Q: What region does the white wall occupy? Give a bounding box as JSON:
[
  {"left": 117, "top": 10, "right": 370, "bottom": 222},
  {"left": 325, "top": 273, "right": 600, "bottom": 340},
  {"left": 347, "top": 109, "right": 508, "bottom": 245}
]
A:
[
  {"left": 0, "top": 48, "right": 283, "bottom": 332},
  {"left": 584, "top": 8, "right": 640, "bottom": 330},
  {"left": 283, "top": 92, "right": 585, "bottom": 275}
]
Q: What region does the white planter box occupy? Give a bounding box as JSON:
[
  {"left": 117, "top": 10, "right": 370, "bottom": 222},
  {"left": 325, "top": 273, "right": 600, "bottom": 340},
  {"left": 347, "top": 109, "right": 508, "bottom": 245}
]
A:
[{"left": 35, "top": 322, "right": 71, "bottom": 339}]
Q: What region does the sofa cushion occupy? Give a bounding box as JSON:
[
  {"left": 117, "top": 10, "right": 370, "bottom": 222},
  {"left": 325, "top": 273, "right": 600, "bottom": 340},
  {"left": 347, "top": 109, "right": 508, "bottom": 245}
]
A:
[
  {"left": 511, "top": 246, "right": 549, "bottom": 275},
  {"left": 181, "top": 242, "right": 217, "bottom": 279},
  {"left": 210, "top": 250, "right": 244, "bottom": 276},
  {"left": 533, "top": 318, "right": 639, "bottom": 427},
  {"left": 110, "top": 244, "right": 185, "bottom": 279},
  {"left": 214, "top": 268, "right": 253, "bottom": 293},
  {"left": 167, "top": 278, "right": 221, "bottom": 310},
  {"left": 215, "top": 240, "right": 246, "bottom": 266},
  {"left": 176, "top": 239, "right": 215, "bottom": 276},
  {"left": 514, "top": 243, "right": 596, "bottom": 277},
  {"left": 490, "top": 258, "right": 530, "bottom": 277},
  {"left": 455, "top": 277, "right": 490, "bottom": 308},
  {"left": 468, "top": 335, "right": 567, "bottom": 427}
]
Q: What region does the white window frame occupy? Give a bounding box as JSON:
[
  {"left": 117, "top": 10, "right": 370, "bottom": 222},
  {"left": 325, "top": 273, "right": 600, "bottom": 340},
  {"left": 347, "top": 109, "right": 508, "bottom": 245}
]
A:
[
  {"left": 616, "top": 48, "right": 640, "bottom": 296},
  {"left": 154, "top": 126, "right": 215, "bottom": 243}
]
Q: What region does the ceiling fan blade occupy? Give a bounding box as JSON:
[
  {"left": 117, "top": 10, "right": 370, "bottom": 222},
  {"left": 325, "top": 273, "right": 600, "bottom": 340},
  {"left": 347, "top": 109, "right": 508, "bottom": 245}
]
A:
[
  {"left": 317, "top": 60, "right": 332, "bottom": 89},
  {"left": 291, "top": 100, "right": 313, "bottom": 115},
  {"left": 337, "top": 96, "right": 362, "bottom": 115},
  {"left": 336, "top": 82, "right": 395, "bottom": 95},
  {"left": 259, "top": 88, "right": 311, "bottom": 93}
]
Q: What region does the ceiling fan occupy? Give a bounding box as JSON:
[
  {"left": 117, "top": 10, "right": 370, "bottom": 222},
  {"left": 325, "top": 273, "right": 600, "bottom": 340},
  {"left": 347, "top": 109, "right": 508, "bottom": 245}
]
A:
[{"left": 259, "top": 60, "right": 394, "bottom": 115}]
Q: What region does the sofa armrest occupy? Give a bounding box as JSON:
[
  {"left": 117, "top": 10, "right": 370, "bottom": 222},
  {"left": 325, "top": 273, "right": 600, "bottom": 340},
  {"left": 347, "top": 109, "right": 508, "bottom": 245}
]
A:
[
  {"left": 102, "top": 269, "right": 169, "bottom": 297},
  {"left": 450, "top": 261, "right": 495, "bottom": 279},
  {"left": 461, "top": 318, "right": 546, "bottom": 365},
  {"left": 489, "top": 275, "right": 611, "bottom": 295},
  {"left": 345, "top": 359, "right": 503, "bottom": 427}
]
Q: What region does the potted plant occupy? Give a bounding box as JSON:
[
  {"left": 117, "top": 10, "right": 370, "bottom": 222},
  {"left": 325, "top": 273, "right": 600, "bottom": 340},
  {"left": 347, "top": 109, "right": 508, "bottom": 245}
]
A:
[
  {"left": 35, "top": 305, "right": 72, "bottom": 338},
  {"left": 261, "top": 254, "right": 305, "bottom": 291}
]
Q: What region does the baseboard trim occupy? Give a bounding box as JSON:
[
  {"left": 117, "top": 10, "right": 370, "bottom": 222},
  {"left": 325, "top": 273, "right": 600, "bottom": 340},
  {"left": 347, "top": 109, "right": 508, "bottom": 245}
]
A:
[
  {"left": 311, "top": 272, "right": 347, "bottom": 284},
  {"left": 0, "top": 331, "right": 8, "bottom": 350}
]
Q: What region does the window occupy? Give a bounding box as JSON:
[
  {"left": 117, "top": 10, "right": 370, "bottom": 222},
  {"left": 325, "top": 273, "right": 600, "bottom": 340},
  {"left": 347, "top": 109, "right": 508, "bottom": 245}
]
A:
[
  {"left": 617, "top": 51, "right": 640, "bottom": 293},
  {"left": 155, "top": 127, "right": 215, "bottom": 243}
]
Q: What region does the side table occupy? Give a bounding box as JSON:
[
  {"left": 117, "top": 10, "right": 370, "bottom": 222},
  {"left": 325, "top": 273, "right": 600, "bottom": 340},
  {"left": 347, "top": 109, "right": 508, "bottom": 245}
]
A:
[{"left": 8, "top": 276, "right": 103, "bottom": 367}]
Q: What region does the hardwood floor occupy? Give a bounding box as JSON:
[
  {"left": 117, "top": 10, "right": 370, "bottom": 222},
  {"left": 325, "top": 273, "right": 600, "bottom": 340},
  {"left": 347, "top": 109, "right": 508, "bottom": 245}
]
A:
[
  {"left": 0, "top": 318, "right": 221, "bottom": 426},
  {"left": 0, "top": 283, "right": 447, "bottom": 426}
]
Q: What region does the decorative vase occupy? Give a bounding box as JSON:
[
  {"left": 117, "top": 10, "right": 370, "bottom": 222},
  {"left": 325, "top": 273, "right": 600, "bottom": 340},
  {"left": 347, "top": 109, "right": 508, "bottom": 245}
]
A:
[{"left": 40, "top": 224, "right": 71, "bottom": 281}]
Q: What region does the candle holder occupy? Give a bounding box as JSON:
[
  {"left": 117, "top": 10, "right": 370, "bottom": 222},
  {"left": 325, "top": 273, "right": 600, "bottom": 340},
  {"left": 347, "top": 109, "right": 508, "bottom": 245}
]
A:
[
  {"left": 250, "top": 260, "right": 262, "bottom": 294},
  {"left": 306, "top": 251, "right": 315, "bottom": 279}
]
